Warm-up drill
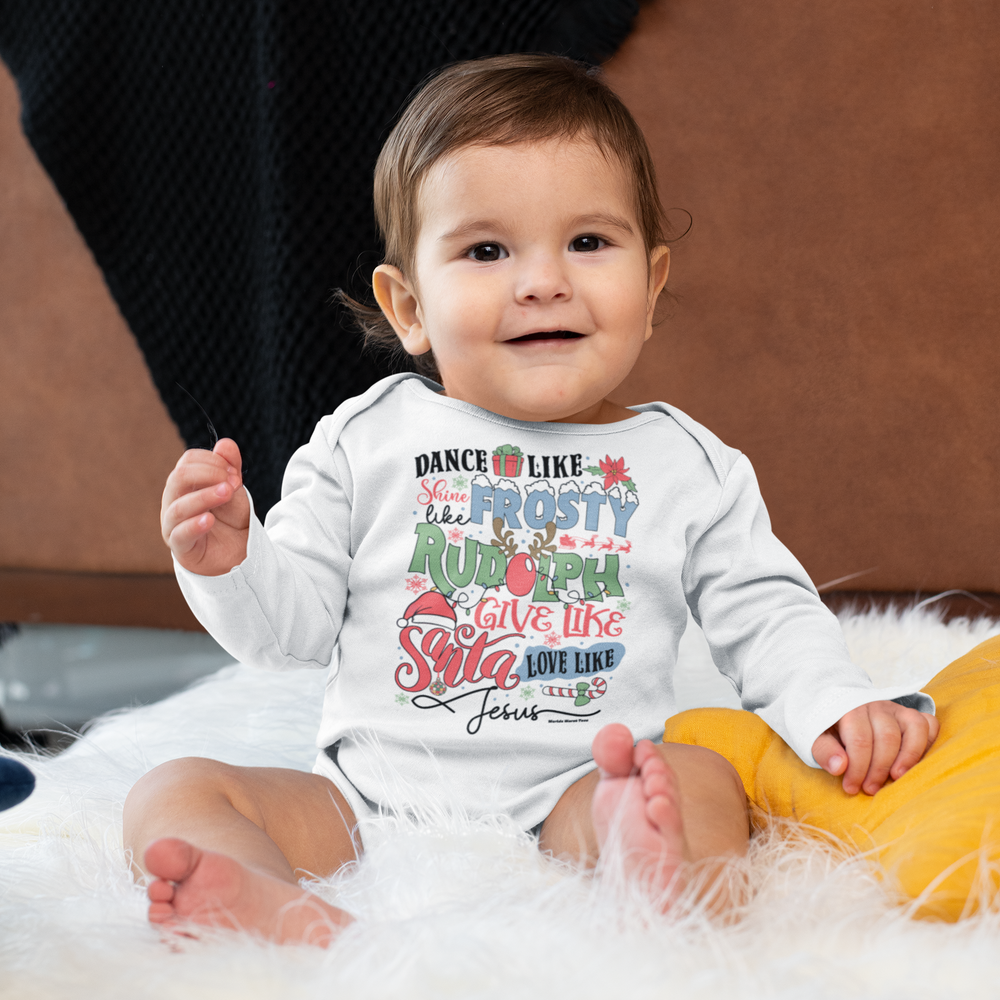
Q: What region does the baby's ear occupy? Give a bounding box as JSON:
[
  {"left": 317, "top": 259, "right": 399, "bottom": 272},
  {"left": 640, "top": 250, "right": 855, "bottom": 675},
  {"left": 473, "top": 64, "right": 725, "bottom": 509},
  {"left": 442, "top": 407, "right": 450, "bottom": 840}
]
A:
[
  {"left": 645, "top": 246, "right": 671, "bottom": 339},
  {"left": 372, "top": 265, "right": 431, "bottom": 356},
  {"left": 649, "top": 246, "right": 670, "bottom": 296}
]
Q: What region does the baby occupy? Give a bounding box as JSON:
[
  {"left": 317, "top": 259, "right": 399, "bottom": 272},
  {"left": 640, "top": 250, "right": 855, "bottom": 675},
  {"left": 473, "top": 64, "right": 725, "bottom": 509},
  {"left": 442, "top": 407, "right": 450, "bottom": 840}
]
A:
[{"left": 125, "top": 54, "right": 938, "bottom": 945}]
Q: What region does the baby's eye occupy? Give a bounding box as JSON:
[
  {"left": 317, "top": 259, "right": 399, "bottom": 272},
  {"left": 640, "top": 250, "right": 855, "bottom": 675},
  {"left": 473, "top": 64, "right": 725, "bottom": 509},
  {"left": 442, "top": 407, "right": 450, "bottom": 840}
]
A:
[
  {"left": 468, "top": 243, "right": 507, "bottom": 262},
  {"left": 569, "top": 235, "right": 605, "bottom": 253}
]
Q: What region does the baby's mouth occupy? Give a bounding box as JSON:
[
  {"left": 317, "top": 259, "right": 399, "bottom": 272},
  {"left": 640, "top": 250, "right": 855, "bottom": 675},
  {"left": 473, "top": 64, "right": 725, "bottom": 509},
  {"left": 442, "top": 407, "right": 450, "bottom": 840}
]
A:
[{"left": 508, "top": 330, "right": 584, "bottom": 343}]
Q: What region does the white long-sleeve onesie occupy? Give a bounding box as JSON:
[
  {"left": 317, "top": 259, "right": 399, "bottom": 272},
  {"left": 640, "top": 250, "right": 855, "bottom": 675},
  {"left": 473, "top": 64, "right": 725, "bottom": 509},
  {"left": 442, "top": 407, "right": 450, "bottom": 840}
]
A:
[{"left": 175, "top": 374, "right": 932, "bottom": 831}]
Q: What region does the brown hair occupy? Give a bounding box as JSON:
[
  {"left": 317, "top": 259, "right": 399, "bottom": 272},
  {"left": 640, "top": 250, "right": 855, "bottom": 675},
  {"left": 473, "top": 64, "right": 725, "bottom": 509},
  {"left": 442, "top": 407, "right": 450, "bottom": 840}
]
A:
[{"left": 338, "top": 53, "right": 668, "bottom": 380}]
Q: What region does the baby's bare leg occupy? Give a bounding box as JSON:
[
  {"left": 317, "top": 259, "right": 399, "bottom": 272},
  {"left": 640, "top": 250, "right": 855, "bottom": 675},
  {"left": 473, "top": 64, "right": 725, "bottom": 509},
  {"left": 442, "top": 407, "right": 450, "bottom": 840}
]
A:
[
  {"left": 539, "top": 725, "right": 748, "bottom": 909},
  {"left": 124, "top": 758, "right": 358, "bottom": 945}
]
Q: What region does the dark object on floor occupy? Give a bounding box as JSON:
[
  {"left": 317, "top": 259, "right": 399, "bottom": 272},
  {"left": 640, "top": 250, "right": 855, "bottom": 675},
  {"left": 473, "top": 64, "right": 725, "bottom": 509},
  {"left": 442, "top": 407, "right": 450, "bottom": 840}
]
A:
[
  {"left": 0, "top": 1, "right": 637, "bottom": 516},
  {"left": 0, "top": 756, "right": 34, "bottom": 811}
]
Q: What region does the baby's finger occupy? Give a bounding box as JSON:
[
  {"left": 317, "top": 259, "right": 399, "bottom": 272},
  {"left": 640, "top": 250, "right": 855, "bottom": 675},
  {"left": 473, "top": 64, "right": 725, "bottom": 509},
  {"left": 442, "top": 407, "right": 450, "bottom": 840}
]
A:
[
  {"left": 165, "top": 479, "right": 238, "bottom": 530},
  {"left": 861, "top": 706, "right": 902, "bottom": 795},
  {"left": 810, "top": 731, "right": 848, "bottom": 776},
  {"left": 212, "top": 438, "right": 243, "bottom": 478},
  {"left": 163, "top": 456, "right": 240, "bottom": 506},
  {"left": 173, "top": 446, "right": 231, "bottom": 476},
  {"left": 172, "top": 451, "right": 238, "bottom": 486},
  {"left": 888, "top": 709, "right": 933, "bottom": 780},
  {"left": 925, "top": 712, "right": 940, "bottom": 746},
  {"left": 166, "top": 511, "right": 216, "bottom": 556},
  {"left": 837, "top": 709, "right": 874, "bottom": 795}
]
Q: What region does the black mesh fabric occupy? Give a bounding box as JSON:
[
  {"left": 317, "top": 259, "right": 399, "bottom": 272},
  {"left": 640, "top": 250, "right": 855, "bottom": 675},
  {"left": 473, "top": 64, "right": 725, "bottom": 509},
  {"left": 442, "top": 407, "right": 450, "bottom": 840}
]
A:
[{"left": 0, "top": 1, "right": 638, "bottom": 514}]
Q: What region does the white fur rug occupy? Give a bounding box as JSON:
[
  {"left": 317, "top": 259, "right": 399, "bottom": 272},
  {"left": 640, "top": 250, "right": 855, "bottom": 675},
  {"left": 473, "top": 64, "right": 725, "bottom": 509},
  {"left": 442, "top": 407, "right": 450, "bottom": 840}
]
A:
[{"left": 2, "top": 603, "right": 1000, "bottom": 1000}]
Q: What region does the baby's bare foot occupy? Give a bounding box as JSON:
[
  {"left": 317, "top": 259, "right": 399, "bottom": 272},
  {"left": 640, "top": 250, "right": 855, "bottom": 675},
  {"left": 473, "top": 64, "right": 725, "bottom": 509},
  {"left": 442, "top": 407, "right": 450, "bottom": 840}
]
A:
[
  {"left": 144, "top": 837, "right": 350, "bottom": 946},
  {"left": 591, "top": 724, "right": 689, "bottom": 903}
]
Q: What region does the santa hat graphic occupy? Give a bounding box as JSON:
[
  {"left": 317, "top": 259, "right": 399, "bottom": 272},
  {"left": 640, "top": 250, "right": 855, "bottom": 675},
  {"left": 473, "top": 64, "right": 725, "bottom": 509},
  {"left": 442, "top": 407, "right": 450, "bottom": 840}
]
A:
[{"left": 397, "top": 591, "right": 457, "bottom": 630}]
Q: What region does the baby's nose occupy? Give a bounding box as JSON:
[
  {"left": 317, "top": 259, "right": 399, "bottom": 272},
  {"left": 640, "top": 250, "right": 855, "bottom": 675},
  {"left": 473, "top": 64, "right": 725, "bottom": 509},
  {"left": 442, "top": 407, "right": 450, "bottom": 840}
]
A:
[{"left": 515, "top": 257, "right": 572, "bottom": 303}]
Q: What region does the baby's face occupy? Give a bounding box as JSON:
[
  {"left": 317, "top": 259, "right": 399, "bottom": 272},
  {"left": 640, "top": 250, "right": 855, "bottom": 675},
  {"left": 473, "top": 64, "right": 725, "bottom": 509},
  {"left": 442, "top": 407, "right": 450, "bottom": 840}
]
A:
[{"left": 383, "top": 138, "right": 668, "bottom": 424}]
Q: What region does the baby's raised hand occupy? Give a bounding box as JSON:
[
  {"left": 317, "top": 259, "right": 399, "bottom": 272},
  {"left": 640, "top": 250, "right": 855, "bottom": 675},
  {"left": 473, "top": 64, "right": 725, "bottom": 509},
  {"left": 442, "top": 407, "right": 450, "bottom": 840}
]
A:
[
  {"left": 161, "top": 439, "right": 251, "bottom": 576},
  {"left": 811, "top": 701, "right": 940, "bottom": 795}
]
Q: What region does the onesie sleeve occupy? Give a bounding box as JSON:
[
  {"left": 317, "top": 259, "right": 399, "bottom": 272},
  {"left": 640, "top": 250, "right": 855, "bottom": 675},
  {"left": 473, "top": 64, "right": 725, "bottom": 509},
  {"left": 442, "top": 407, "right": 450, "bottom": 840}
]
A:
[
  {"left": 682, "top": 454, "right": 933, "bottom": 766},
  {"left": 174, "top": 421, "right": 353, "bottom": 671}
]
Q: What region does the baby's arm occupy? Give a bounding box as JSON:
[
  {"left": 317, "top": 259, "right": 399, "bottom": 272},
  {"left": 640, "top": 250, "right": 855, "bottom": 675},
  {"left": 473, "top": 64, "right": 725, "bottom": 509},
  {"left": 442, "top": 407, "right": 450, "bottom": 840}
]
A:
[
  {"left": 812, "top": 701, "right": 940, "bottom": 795},
  {"left": 681, "top": 450, "right": 937, "bottom": 785},
  {"left": 161, "top": 439, "right": 250, "bottom": 576}
]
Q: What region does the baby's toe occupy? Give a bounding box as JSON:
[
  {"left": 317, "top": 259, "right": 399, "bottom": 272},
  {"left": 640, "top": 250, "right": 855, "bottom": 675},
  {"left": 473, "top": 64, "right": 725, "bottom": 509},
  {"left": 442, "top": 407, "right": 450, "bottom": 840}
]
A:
[
  {"left": 145, "top": 837, "right": 199, "bottom": 883},
  {"left": 593, "top": 723, "right": 637, "bottom": 778},
  {"left": 645, "top": 792, "right": 681, "bottom": 836},
  {"left": 148, "top": 900, "right": 177, "bottom": 924},
  {"left": 633, "top": 739, "right": 660, "bottom": 769},
  {"left": 641, "top": 767, "right": 675, "bottom": 801},
  {"left": 147, "top": 878, "right": 175, "bottom": 903},
  {"left": 638, "top": 746, "right": 675, "bottom": 781}
]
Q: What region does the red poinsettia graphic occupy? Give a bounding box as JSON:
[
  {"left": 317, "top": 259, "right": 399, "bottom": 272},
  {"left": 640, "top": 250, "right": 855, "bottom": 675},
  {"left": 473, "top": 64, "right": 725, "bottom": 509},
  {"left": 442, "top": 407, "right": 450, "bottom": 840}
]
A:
[
  {"left": 599, "top": 455, "right": 629, "bottom": 488},
  {"left": 585, "top": 455, "right": 637, "bottom": 492}
]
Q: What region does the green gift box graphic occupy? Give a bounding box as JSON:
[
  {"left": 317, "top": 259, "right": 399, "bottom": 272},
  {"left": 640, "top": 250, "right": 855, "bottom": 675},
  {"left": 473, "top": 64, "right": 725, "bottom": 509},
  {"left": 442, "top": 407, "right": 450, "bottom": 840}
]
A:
[{"left": 492, "top": 443, "right": 524, "bottom": 477}]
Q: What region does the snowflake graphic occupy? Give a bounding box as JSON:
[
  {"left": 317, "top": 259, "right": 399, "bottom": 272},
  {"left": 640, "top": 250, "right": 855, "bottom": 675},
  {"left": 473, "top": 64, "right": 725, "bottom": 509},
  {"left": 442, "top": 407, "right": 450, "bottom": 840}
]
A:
[
  {"left": 405, "top": 575, "right": 426, "bottom": 594},
  {"left": 520, "top": 685, "right": 534, "bottom": 700},
  {"left": 543, "top": 633, "right": 561, "bottom": 648},
  {"left": 447, "top": 528, "right": 465, "bottom": 544},
  {"left": 617, "top": 599, "right": 631, "bottom": 611},
  {"left": 395, "top": 693, "right": 408, "bottom": 705},
  {"left": 452, "top": 475, "right": 468, "bottom": 490}
]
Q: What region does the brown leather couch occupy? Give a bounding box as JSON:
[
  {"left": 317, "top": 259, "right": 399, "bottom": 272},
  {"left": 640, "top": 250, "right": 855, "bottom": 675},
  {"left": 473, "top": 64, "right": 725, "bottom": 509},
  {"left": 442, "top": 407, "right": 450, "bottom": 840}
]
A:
[{"left": 1, "top": 0, "right": 997, "bottom": 630}]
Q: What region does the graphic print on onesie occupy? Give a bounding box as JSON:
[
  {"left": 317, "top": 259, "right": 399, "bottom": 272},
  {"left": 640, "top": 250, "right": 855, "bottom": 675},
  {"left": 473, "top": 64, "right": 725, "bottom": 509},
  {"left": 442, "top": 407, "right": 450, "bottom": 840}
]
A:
[{"left": 395, "top": 442, "right": 638, "bottom": 733}]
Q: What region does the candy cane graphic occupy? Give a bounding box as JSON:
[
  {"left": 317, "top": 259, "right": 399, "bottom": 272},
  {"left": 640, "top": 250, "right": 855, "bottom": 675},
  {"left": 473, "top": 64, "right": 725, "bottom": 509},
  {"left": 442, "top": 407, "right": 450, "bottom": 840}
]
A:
[{"left": 541, "top": 676, "right": 607, "bottom": 706}]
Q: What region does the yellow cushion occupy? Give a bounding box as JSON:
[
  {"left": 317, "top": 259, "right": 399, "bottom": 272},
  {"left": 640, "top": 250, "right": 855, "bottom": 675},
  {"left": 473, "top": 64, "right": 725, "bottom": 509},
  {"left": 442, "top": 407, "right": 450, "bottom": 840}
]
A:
[{"left": 663, "top": 633, "right": 1000, "bottom": 920}]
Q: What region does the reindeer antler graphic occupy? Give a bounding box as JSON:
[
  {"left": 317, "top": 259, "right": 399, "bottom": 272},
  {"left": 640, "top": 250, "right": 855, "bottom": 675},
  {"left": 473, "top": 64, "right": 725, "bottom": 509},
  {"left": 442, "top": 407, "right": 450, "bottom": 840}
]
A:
[
  {"left": 492, "top": 517, "right": 518, "bottom": 558},
  {"left": 528, "top": 522, "right": 558, "bottom": 561}
]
